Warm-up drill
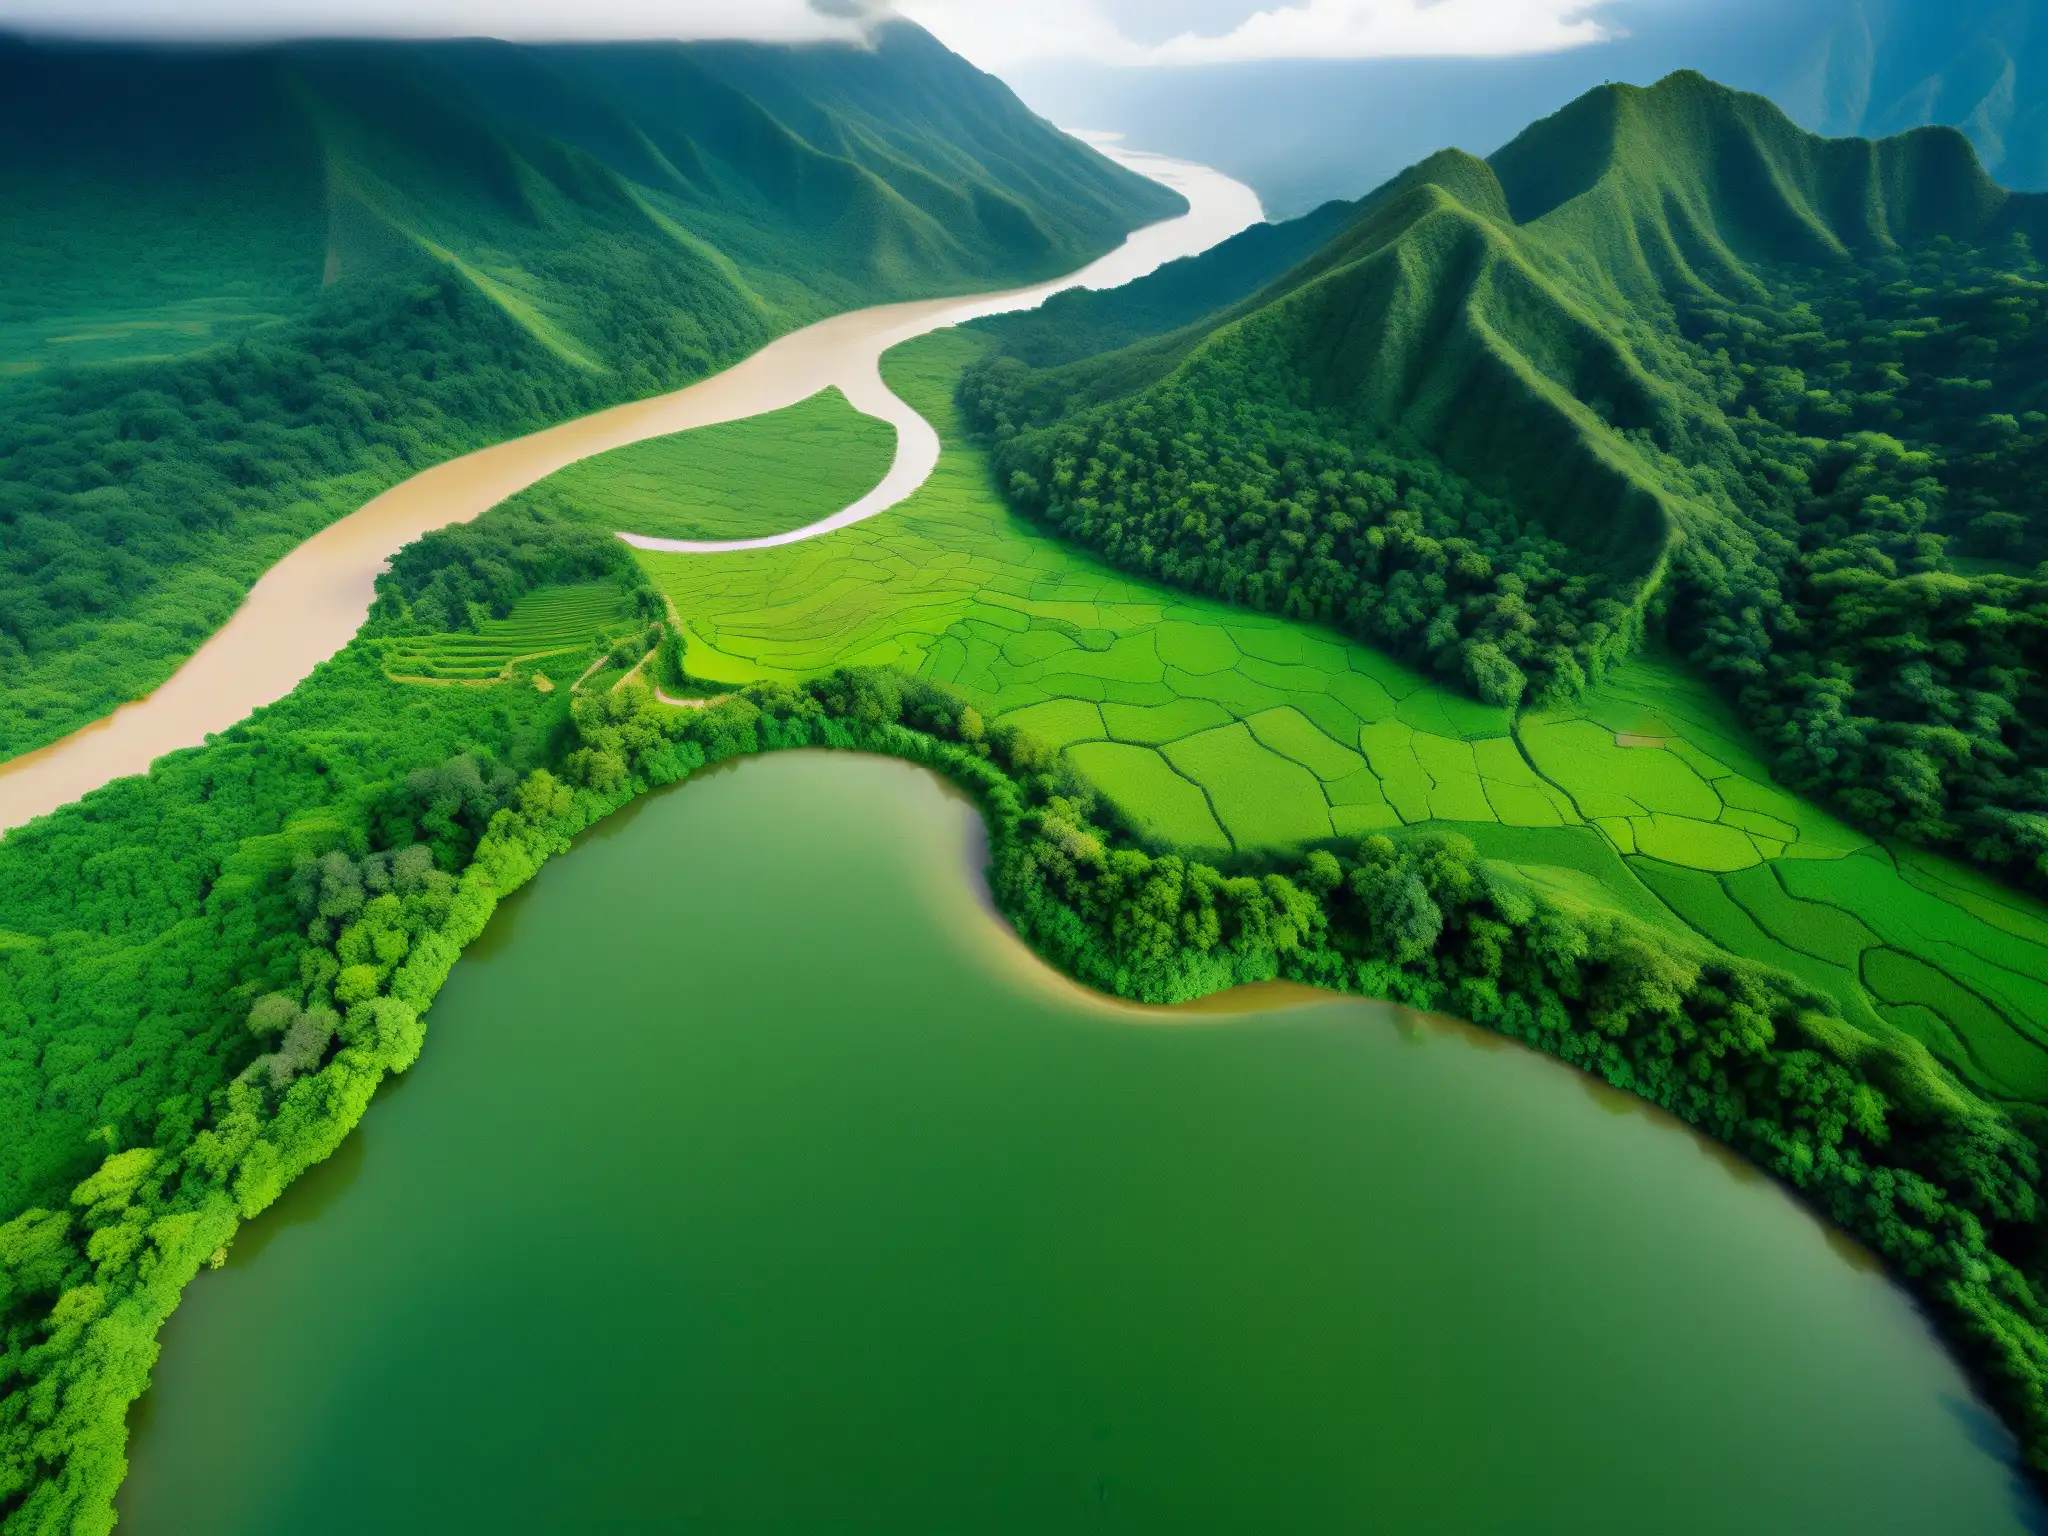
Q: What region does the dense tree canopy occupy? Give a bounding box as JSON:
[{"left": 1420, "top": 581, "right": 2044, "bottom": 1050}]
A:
[
  {"left": 369, "top": 499, "right": 662, "bottom": 638},
  {"left": 961, "top": 347, "right": 1625, "bottom": 708},
  {"left": 1668, "top": 233, "right": 2048, "bottom": 883}
]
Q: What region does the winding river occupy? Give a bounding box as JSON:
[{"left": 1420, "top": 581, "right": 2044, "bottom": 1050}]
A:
[
  {"left": 119, "top": 753, "right": 2046, "bottom": 1533},
  {"left": 0, "top": 147, "right": 1262, "bottom": 833}
]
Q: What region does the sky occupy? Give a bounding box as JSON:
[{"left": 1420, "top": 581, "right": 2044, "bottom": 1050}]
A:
[{"left": 0, "top": 0, "right": 1624, "bottom": 67}]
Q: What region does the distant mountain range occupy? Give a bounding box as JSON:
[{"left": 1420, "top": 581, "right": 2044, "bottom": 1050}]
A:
[{"left": 1010, "top": 0, "right": 2048, "bottom": 215}]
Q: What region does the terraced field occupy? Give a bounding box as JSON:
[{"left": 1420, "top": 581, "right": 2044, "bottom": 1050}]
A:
[
  {"left": 613, "top": 328, "right": 2048, "bottom": 1113},
  {"left": 526, "top": 388, "right": 896, "bottom": 543},
  {"left": 627, "top": 332, "right": 1516, "bottom": 855},
  {"left": 1523, "top": 669, "right": 2048, "bottom": 1103},
  {"left": 382, "top": 583, "right": 638, "bottom": 683}
]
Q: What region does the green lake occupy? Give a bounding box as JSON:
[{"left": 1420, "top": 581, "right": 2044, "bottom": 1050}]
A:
[{"left": 120, "top": 752, "right": 2046, "bottom": 1533}]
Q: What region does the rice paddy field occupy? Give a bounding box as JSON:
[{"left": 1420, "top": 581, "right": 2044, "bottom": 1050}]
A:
[
  {"left": 507, "top": 327, "right": 2048, "bottom": 1115},
  {"left": 527, "top": 388, "right": 897, "bottom": 543},
  {"left": 381, "top": 582, "right": 639, "bottom": 684}
]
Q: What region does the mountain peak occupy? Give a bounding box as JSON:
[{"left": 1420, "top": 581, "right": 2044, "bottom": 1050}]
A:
[{"left": 1489, "top": 62, "right": 2025, "bottom": 278}]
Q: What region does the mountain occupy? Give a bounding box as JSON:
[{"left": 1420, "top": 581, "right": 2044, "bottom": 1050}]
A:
[
  {"left": 0, "top": 26, "right": 1180, "bottom": 375},
  {"left": 1782, "top": 0, "right": 2048, "bottom": 187},
  {"left": 962, "top": 71, "right": 2048, "bottom": 887},
  {"left": 1008, "top": 0, "right": 2048, "bottom": 217},
  {"left": 0, "top": 25, "right": 1182, "bottom": 763}
]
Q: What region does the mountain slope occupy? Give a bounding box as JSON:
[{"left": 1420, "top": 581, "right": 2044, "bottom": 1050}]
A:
[
  {"left": 964, "top": 136, "right": 1706, "bottom": 706},
  {"left": 0, "top": 25, "right": 1182, "bottom": 763},
  {"left": 962, "top": 72, "right": 2048, "bottom": 889},
  {"left": 0, "top": 26, "right": 1180, "bottom": 375}
]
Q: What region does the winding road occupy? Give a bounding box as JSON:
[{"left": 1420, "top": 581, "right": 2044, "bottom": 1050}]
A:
[{"left": 0, "top": 147, "right": 1261, "bottom": 833}]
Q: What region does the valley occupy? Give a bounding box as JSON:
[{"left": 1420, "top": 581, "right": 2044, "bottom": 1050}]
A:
[
  {"left": 0, "top": 28, "right": 1188, "bottom": 764},
  {"left": 8, "top": 27, "right": 2048, "bottom": 1535},
  {"left": 0, "top": 147, "right": 1257, "bottom": 831}
]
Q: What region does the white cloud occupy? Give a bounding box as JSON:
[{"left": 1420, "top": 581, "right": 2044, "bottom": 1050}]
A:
[
  {"left": 0, "top": 0, "right": 873, "bottom": 42},
  {"left": 1151, "top": 0, "right": 1613, "bottom": 63},
  {"left": 892, "top": 0, "right": 1148, "bottom": 69},
  {"left": 0, "top": 0, "right": 1614, "bottom": 61},
  {"left": 897, "top": 0, "right": 1615, "bottom": 68}
]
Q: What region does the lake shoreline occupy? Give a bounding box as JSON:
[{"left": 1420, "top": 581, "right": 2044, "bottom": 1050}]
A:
[{"left": 118, "top": 744, "right": 2045, "bottom": 1533}]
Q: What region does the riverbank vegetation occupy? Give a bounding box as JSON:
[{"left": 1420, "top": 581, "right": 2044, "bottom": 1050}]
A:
[
  {"left": 6, "top": 322, "right": 2047, "bottom": 1518},
  {"left": 0, "top": 25, "right": 1180, "bottom": 763},
  {"left": 954, "top": 71, "right": 2048, "bottom": 896},
  {"left": 13, "top": 57, "right": 2048, "bottom": 1531}
]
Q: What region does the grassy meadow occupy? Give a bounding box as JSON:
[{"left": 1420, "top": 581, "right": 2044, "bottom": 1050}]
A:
[{"left": 522, "top": 389, "right": 896, "bottom": 543}]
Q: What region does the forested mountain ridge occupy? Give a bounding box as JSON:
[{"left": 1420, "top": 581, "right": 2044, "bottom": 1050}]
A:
[
  {"left": 0, "top": 25, "right": 1181, "bottom": 764},
  {"left": 1488, "top": 68, "right": 2044, "bottom": 294},
  {"left": 961, "top": 71, "right": 2048, "bottom": 888}
]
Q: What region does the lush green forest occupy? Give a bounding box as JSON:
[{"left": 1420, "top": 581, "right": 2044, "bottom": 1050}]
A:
[
  {"left": 0, "top": 26, "right": 1180, "bottom": 764},
  {"left": 9, "top": 309, "right": 2048, "bottom": 1524},
  {"left": 957, "top": 71, "right": 2048, "bottom": 893}
]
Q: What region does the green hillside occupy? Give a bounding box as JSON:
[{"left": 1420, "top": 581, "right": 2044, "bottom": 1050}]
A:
[
  {"left": 961, "top": 71, "right": 2048, "bottom": 893},
  {"left": 514, "top": 388, "right": 896, "bottom": 544},
  {"left": 9, "top": 254, "right": 2048, "bottom": 1527},
  {"left": 0, "top": 27, "right": 1180, "bottom": 763}
]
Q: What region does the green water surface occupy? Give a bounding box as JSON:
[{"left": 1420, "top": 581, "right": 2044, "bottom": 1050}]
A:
[{"left": 120, "top": 753, "right": 2045, "bottom": 1533}]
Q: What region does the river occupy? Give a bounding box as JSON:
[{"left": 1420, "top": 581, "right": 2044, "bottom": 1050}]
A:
[
  {"left": 0, "top": 148, "right": 1262, "bottom": 833},
  {"left": 119, "top": 752, "right": 2045, "bottom": 1534}
]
